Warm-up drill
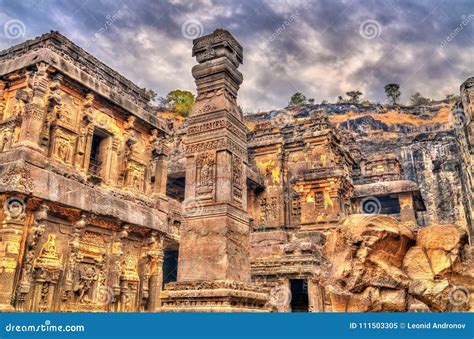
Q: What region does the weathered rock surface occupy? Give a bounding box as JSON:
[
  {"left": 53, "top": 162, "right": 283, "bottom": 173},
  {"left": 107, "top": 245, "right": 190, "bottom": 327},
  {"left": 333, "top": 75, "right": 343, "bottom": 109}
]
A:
[{"left": 325, "top": 214, "right": 472, "bottom": 312}]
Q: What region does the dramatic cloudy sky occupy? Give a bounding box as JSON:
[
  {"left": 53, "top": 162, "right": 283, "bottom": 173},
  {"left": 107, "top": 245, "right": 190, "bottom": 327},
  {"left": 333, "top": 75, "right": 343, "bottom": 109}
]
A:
[{"left": 0, "top": 0, "right": 473, "bottom": 111}]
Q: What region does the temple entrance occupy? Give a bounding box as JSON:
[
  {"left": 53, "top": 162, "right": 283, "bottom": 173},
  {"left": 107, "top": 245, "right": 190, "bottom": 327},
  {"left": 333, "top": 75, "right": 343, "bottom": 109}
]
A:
[{"left": 290, "top": 279, "right": 309, "bottom": 312}]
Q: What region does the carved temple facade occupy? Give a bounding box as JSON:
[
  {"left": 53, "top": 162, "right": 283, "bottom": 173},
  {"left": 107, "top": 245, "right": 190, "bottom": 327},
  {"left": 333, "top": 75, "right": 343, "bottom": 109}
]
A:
[{"left": 0, "top": 30, "right": 472, "bottom": 312}]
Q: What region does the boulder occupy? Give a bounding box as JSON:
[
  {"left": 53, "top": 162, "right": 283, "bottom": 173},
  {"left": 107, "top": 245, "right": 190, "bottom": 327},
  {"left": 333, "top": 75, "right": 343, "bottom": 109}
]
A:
[
  {"left": 416, "top": 224, "right": 466, "bottom": 252},
  {"left": 381, "top": 288, "right": 407, "bottom": 311}
]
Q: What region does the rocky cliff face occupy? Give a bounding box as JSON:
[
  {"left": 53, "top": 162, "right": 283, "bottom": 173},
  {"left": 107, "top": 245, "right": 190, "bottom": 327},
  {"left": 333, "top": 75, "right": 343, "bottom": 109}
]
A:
[
  {"left": 244, "top": 102, "right": 473, "bottom": 240},
  {"left": 325, "top": 214, "right": 472, "bottom": 312}
]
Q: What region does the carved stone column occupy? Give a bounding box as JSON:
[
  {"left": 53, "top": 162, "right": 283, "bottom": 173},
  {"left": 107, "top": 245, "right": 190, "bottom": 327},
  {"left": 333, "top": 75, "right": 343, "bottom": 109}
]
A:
[
  {"left": 0, "top": 79, "right": 7, "bottom": 121},
  {"left": 62, "top": 214, "right": 86, "bottom": 302},
  {"left": 140, "top": 231, "right": 164, "bottom": 311},
  {"left": 111, "top": 224, "right": 128, "bottom": 311},
  {"left": 152, "top": 149, "right": 169, "bottom": 197},
  {"left": 160, "top": 29, "right": 268, "bottom": 312},
  {"left": 0, "top": 196, "right": 27, "bottom": 311},
  {"left": 17, "top": 62, "right": 50, "bottom": 150},
  {"left": 31, "top": 233, "right": 63, "bottom": 312},
  {"left": 14, "top": 203, "right": 48, "bottom": 311}
]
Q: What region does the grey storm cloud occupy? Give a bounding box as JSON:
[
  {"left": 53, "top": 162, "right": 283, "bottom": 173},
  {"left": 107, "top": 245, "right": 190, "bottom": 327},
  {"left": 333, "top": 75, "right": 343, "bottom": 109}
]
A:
[{"left": 0, "top": 0, "right": 473, "bottom": 111}]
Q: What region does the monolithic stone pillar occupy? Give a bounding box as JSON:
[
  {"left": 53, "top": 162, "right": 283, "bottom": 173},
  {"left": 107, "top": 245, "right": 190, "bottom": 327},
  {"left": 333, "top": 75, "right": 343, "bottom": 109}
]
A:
[
  {"left": 307, "top": 279, "right": 324, "bottom": 312},
  {"left": 153, "top": 155, "right": 168, "bottom": 196},
  {"left": 160, "top": 29, "right": 267, "bottom": 312},
  {"left": 17, "top": 63, "right": 50, "bottom": 150}
]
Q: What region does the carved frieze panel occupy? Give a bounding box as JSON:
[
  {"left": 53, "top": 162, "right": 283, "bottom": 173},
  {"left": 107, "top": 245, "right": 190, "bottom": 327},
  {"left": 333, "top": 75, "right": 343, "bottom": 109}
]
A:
[{"left": 185, "top": 138, "right": 246, "bottom": 158}]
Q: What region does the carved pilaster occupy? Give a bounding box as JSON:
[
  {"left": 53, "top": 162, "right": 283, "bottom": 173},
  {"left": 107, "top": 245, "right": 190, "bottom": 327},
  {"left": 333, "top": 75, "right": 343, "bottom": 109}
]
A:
[
  {"left": 140, "top": 231, "right": 164, "bottom": 311},
  {"left": 74, "top": 93, "right": 95, "bottom": 171},
  {"left": 0, "top": 197, "right": 27, "bottom": 311},
  {"left": 149, "top": 129, "right": 169, "bottom": 197},
  {"left": 63, "top": 214, "right": 86, "bottom": 301},
  {"left": 0, "top": 79, "right": 6, "bottom": 121},
  {"left": 31, "top": 233, "right": 63, "bottom": 312},
  {"left": 18, "top": 62, "right": 50, "bottom": 150},
  {"left": 14, "top": 203, "right": 48, "bottom": 311}
]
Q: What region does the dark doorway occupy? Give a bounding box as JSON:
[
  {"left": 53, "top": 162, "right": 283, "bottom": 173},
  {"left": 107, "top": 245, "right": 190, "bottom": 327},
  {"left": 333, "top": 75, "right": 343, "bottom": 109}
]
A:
[
  {"left": 162, "top": 249, "right": 179, "bottom": 288},
  {"left": 290, "top": 279, "right": 309, "bottom": 312}
]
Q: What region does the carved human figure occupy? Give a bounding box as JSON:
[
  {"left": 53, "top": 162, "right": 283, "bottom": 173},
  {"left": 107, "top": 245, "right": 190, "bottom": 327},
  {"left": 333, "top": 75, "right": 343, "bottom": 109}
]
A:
[
  {"left": 74, "top": 265, "right": 98, "bottom": 303},
  {"left": 57, "top": 139, "right": 70, "bottom": 163},
  {"left": 0, "top": 127, "right": 13, "bottom": 152}
]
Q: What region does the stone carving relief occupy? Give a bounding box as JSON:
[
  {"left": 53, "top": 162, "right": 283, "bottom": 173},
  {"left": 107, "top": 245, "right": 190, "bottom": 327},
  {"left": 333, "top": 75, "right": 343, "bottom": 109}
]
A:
[
  {"left": 31, "top": 233, "right": 63, "bottom": 312},
  {"left": 1, "top": 160, "right": 34, "bottom": 192},
  {"left": 51, "top": 130, "right": 75, "bottom": 164},
  {"left": 195, "top": 151, "right": 215, "bottom": 199},
  {"left": 14, "top": 204, "right": 48, "bottom": 310},
  {"left": 232, "top": 155, "right": 243, "bottom": 205},
  {"left": 40, "top": 74, "right": 62, "bottom": 146}
]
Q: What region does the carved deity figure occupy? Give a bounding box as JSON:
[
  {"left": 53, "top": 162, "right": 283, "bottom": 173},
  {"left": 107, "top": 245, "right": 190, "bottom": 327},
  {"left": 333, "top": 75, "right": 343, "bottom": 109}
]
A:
[
  {"left": 196, "top": 152, "right": 215, "bottom": 189},
  {"left": 12, "top": 99, "right": 25, "bottom": 118},
  {"left": 57, "top": 139, "right": 70, "bottom": 163},
  {"left": 0, "top": 127, "right": 13, "bottom": 152},
  {"left": 74, "top": 265, "right": 98, "bottom": 303}
]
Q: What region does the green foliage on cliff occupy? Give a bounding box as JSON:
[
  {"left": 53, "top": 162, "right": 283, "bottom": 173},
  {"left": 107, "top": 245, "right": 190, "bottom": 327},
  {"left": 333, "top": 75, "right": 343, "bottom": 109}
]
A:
[{"left": 166, "top": 90, "right": 195, "bottom": 117}]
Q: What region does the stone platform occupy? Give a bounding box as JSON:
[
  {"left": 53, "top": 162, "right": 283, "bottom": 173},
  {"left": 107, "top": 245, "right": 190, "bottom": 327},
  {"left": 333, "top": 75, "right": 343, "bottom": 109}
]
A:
[{"left": 160, "top": 280, "right": 269, "bottom": 312}]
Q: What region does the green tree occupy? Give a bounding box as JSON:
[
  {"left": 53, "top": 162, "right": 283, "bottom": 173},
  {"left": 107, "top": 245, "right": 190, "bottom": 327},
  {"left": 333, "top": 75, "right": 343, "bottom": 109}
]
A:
[
  {"left": 288, "top": 92, "right": 307, "bottom": 106},
  {"left": 166, "top": 89, "right": 195, "bottom": 116},
  {"left": 337, "top": 95, "right": 345, "bottom": 104},
  {"left": 410, "top": 92, "right": 431, "bottom": 106},
  {"left": 384, "top": 83, "right": 401, "bottom": 104},
  {"left": 346, "top": 90, "right": 362, "bottom": 104}
]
